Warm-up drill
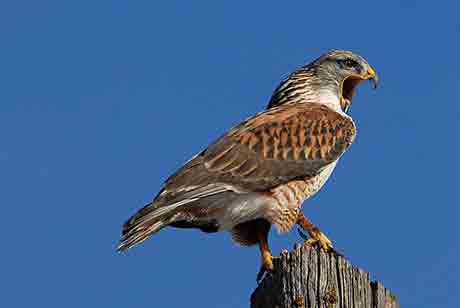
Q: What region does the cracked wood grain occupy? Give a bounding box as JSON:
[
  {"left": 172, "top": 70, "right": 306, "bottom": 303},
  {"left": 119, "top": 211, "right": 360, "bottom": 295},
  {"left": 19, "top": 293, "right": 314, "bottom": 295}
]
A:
[{"left": 250, "top": 245, "right": 398, "bottom": 308}]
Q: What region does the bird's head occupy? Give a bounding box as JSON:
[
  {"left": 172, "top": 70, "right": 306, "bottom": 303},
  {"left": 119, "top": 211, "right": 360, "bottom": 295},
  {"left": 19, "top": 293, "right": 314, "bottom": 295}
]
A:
[
  {"left": 268, "top": 49, "right": 378, "bottom": 112},
  {"left": 313, "top": 50, "right": 378, "bottom": 112}
]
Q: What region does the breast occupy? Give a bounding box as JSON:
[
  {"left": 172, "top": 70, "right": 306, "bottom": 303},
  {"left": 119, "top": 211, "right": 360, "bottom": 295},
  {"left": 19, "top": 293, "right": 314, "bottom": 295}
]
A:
[{"left": 303, "top": 161, "right": 337, "bottom": 197}]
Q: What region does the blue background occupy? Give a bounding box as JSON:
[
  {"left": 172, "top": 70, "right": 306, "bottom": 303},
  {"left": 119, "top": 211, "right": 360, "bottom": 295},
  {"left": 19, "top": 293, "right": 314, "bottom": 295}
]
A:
[{"left": 1, "top": 1, "right": 459, "bottom": 307}]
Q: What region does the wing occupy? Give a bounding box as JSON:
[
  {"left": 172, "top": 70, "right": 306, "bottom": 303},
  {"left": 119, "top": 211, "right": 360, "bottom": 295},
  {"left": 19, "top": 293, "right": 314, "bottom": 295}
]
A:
[{"left": 160, "top": 103, "right": 356, "bottom": 201}]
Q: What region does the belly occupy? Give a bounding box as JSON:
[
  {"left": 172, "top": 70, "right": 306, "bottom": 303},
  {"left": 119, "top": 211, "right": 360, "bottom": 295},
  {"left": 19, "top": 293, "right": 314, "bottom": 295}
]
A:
[
  {"left": 265, "top": 161, "right": 338, "bottom": 233},
  {"left": 214, "top": 162, "right": 338, "bottom": 232}
]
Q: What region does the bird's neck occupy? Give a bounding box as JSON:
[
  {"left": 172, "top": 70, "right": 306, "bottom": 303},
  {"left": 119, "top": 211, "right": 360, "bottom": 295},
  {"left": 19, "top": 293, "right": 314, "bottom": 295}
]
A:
[
  {"left": 267, "top": 69, "right": 343, "bottom": 113},
  {"left": 313, "top": 89, "right": 343, "bottom": 112}
]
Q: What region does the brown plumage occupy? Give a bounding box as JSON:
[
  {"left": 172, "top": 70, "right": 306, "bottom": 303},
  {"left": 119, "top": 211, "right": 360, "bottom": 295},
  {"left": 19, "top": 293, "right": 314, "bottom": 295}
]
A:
[{"left": 117, "top": 49, "right": 378, "bottom": 281}]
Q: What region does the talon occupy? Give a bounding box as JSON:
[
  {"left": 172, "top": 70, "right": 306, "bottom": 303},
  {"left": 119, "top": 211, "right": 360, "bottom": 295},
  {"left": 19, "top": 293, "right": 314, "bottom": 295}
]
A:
[
  {"left": 256, "top": 266, "right": 273, "bottom": 284},
  {"left": 257, "top": 253, "right": 274, "bottom": 283},
  {"left": 256, "top": 267, "right": 267, "bottom": 283},
  {"left": 297, "top": 228, "right": 309, "bottom": 240},
  {"left": 299, "top": 228, "right": 334, "bottom": 252},
  {"left": 296, "top": 214, "right": 335, "bottom": 252}
]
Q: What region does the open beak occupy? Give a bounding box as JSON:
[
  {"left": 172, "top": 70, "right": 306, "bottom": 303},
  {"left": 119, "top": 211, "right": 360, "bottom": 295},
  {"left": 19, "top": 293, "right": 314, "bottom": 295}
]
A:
[
  {"left": 365, "top": 66, "right": 378, "bottom": 89},
  {"left": 340, "top": 65, "right": 378, "bottom": 113}
]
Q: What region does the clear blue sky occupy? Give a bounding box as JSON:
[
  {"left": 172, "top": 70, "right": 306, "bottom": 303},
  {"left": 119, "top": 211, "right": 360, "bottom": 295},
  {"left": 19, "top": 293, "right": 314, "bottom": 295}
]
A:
[{"left": 1, "top": 1, "right": 459, "bottom": 307}]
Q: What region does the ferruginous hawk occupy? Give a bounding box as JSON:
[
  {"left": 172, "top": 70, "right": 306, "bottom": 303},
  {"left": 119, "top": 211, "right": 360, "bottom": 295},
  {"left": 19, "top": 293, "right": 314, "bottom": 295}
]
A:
[{"left": 118, "top": 49, "right": 378, "bottom": 281}]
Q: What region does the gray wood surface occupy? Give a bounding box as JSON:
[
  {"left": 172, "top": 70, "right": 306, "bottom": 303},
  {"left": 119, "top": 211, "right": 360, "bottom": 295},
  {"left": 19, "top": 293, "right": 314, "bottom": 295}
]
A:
[{"left": 251, "top": 244, "right": 398, "bottom": 308}]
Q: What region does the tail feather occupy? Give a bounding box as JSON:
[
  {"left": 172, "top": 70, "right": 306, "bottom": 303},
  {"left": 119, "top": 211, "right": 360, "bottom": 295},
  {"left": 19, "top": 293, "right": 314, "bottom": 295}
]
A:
[
  {"left": 118, "top": 184, "right": 242, "bottom": 252},
  {"left": 117, "top": 201, "right": 182, "bottom": 252}
]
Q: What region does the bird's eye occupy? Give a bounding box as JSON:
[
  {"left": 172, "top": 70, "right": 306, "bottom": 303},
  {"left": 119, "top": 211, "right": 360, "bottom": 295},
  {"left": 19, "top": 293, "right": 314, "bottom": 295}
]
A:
[{"left": 343, "top": 59, "right": 355, "bottom": 68}]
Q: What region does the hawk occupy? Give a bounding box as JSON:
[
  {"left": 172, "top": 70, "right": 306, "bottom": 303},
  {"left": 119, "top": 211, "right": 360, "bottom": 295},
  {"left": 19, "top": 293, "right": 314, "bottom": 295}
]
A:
[{"left": 118, "top": 49, "right": 378, "bottom": 281}]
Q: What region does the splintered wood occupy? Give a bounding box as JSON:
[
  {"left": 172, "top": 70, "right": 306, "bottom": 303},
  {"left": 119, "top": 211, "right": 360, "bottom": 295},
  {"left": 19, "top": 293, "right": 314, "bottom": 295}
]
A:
[{"left": 251, "top": 245, "right": 398, "bottom": 308}]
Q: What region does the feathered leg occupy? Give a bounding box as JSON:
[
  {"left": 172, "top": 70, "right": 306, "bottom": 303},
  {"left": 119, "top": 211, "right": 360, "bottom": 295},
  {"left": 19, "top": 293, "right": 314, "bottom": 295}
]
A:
[
  {"left": 255, "top": 220, "right": 273, "bottom": 283},
  {"left": 297, "top": 212, "right": 333, "bottom": 251}
]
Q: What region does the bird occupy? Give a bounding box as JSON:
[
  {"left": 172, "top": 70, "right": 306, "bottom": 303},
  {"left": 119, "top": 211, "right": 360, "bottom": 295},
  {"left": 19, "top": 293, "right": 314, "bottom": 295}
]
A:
[{"left": 117, "top": 49, "right": 378, "bottom": 282}]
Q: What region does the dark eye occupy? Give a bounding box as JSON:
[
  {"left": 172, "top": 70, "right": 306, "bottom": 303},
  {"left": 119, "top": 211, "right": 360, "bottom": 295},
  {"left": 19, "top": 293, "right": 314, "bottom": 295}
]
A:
[{"left": 343, "top": 59, "right": 356, "bottom": 68}]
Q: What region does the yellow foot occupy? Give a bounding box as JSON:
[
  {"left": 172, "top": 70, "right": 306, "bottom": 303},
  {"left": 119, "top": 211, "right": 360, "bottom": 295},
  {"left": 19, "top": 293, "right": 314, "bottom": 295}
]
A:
[
  {"left": 298, "top": 228, "right": 334, "bottom": 252},
  {"left": 256, "top": 253, "right": 274, "bottom": 283}
]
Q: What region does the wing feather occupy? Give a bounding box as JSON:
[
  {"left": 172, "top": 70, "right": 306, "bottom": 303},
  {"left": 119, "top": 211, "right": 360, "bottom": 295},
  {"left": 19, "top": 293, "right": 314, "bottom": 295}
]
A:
[
  {"left": 158, "top": 103, "right": 355, "bottom": 201},
  {"left": 202, "top": 103, "right": 355, "bottom": 189}
]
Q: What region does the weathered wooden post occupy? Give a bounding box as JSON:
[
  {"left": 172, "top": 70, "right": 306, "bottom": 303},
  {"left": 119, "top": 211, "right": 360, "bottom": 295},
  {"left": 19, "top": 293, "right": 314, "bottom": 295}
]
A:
[{"left": 251, "top": 244, "right": 398, "bottom": 308}]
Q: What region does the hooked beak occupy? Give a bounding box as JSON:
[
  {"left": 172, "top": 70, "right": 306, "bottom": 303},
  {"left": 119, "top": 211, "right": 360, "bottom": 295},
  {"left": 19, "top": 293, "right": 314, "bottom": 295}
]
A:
[{"left": 365, "top": 66, "right": 379, "bottom": 89}]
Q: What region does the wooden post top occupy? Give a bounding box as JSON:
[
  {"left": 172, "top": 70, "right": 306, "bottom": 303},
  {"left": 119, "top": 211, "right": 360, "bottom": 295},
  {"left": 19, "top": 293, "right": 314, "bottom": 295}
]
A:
[{"left": 251, "top": 244, "right": 399, "bottom": 308}]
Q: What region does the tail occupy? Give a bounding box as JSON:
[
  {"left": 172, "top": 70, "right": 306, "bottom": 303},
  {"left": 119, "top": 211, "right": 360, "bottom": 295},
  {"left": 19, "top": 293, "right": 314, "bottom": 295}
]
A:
[
  {"left": 117, "top": 200, "right": 182, "bottom": 252},
  {"left": 117, "top": 184, "right": 240, "bottom": 252}
]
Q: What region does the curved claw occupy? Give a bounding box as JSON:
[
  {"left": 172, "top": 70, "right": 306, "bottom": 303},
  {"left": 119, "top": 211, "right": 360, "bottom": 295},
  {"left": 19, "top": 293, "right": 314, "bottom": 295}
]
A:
[
  {"left": 256, "top": 261, "right": 274, "bottom": 284},
  {"left": 297, "top": 228, "right": 309, "bottom": 240},
  {"left": 256, "top": 267, "right": 267, "bottom": 284},
  {"left": 257, "top": 251, "right": 274, "bottom": 283},
  {"left": 297, "top": 227, "right": 334, "bottom": 252}
]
